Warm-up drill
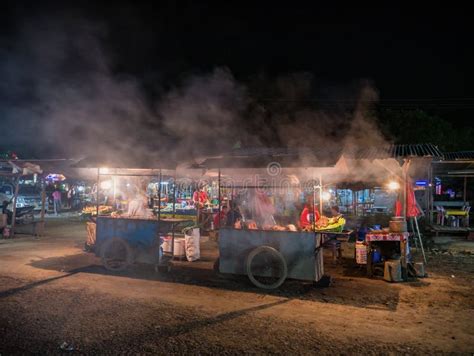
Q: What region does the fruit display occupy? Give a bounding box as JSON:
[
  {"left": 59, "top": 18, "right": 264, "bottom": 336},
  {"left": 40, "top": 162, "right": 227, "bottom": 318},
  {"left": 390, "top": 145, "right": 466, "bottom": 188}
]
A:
[{"left": 82, "top": 205, "right": 113, "bottom": 216}]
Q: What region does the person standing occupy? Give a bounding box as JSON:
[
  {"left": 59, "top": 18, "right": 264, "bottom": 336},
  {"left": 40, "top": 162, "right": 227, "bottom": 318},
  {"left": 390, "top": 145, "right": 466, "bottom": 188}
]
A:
[
  {"left": 67, "top": 186, "right": 73, "bottom": 209},
  {"left": 213, "top": 205, "right": 228, "bottom": 229},
  {"left": 299, "top": 201, "right": 321, "bottom": 229},
  {"left": 193, "top": 185, "right": 209, "bottom": 225},
  {"left": 52, "top": 188, "right": 62, "bottom": 215}
]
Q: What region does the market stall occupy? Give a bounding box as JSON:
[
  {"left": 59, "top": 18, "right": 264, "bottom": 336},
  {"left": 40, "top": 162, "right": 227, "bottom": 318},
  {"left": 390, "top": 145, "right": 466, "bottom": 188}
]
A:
[
  {"left": 72, "top": 154, "right": 199, "bottom": 269},
  {"left": 73, "top": 144, "right": 442, "bottom": 287},
  {"left": 197, "top": 148, "right": 346, "bottom": 288}
]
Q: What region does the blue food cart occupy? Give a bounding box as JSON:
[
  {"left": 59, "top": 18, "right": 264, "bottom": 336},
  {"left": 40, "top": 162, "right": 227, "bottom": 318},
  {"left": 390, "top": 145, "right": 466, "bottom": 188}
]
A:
[{"left": 95, "top": 216, "right": 191, "bottom": 271}]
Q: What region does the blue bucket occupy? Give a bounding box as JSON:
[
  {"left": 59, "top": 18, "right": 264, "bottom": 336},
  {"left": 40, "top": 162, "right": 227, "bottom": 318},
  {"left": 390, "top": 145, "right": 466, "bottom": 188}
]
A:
[{"left": 372, "top": 249, "right": 382, "bottom": 263}]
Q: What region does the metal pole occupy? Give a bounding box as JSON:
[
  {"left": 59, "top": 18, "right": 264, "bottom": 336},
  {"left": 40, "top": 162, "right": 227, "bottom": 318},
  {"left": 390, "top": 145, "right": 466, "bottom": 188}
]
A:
[
  {"left": 96, "top": 168, "right": 100, "bottom": 217},
  {"left": 429, "top": 163, "right": 434, "bottom": 224},
  {"left": 10, "top": 177, "right": 20, "bottom": 238},
  {"left": 218, "top": 168, "right": 221, "bottom": 229},
  {"left": 112, "top": 176, "right": 116, "bottom": 201},
  {"left": 172, "top": 175, "right": 176, "bottom": 218},
  {"left": 158, "top": 169, "right": 162, "bottom": 221},
  {"left": 352, "top": 189, "right": 356, "bottom": 215},
  {"left": 414, "top": 217, "right": 427, "bottom": 264},
  {"left": 319, "top": 173, "right": 323, "bottom": 216},
  {"left": 312, "top": 186, "right": 316, "bottom": 232}
]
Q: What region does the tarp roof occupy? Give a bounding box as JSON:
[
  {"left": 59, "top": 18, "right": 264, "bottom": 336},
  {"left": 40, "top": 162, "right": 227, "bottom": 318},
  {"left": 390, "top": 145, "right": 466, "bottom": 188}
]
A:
[
  {"left": 443, "top": 151, "right": 474, "bottom": 161},
  {"left": 196, "top": 147, "right": 341, "bottom": 169},
  {"left": 343, "top": 143, "right": 443, "bottom": 160},
  {"left": 72, "top": 154, "right": 177, "bottom": 170},
  {"left": 0, "top": 160, "right": 43, "bottom": 176}
]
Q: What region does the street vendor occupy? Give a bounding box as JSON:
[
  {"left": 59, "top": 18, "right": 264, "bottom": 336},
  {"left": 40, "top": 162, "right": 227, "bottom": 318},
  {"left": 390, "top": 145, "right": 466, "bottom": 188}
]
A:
[
  {"left": 299, "top": 202, "right": 320, "bottom": 229},
  {"left": 127, "top": 188, "right": 153, "bottom": 219},
  {"left": 192, "top": 186, "right": 209, "bottom": 207},
  {"left": 328, "top": 205, "right": 343, "bottom": 224},
  {"left": 213, "top": 205, "right": 228, "bottom": 228},
  {"left": 193, "top": 185, "right": 209, "bottom": 225},
  {"left": 226, "top": 201, "right": 242, "bottom": 227}
]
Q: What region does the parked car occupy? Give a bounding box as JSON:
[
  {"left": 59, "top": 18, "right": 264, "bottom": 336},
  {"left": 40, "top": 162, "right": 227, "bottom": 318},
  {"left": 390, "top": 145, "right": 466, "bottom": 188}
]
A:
[{"left": 0, "top": 183, "right": 47, "bottom": 212}]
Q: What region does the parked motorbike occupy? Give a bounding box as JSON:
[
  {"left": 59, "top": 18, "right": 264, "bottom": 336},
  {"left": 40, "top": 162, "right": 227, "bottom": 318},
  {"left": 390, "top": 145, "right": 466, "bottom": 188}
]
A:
[{"left": 2, "top": 200, "right": 35, "bottom": 225}]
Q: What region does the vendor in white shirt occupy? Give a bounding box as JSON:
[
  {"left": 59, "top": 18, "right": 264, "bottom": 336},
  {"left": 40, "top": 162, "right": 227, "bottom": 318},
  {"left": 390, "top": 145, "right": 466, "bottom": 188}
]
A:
[{"left": 127, "top": 190, "right": 153, "bottom": 219}]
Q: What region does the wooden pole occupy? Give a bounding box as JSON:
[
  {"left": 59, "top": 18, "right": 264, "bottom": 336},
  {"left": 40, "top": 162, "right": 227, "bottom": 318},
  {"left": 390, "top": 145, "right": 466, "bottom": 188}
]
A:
[{"left": 10, "top": 177, "right": 20, "bottom": 238}]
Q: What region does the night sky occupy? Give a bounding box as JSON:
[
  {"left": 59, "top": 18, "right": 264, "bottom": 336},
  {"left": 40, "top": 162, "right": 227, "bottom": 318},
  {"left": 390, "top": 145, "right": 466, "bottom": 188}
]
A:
[{"left": 1, "top": 1, "right": 473, "bottom": 157}]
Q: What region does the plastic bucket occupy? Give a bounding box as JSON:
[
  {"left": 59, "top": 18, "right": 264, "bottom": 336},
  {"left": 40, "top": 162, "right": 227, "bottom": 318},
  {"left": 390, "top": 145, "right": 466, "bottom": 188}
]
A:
[{"left": 173, "top": 238, "right": 186, "bottom": 258}]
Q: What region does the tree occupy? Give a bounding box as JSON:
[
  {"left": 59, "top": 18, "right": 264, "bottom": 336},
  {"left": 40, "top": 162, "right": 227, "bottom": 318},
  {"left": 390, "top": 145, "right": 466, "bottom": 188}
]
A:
[{"left": 377, "top": 109, "right": 473, "bottom": 151}]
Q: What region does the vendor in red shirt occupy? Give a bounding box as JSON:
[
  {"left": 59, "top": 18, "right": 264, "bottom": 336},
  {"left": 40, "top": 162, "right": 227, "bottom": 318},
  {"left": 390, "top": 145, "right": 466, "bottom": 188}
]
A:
[
  {"left": 213, "top": 205, "right": 228, "bottom": 229},
  {"left": 299, "top": 202, "right": 321, "bottom": 229},
  {"left": 192, "top": 186, "right": 209, "bottom": 207}
]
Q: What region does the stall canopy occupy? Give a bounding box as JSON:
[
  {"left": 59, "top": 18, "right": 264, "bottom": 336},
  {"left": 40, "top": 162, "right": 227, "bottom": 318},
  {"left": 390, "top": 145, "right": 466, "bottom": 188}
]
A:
[
  {"left": 73, "top": 154, "right": 178, "bottom": 170},
  {"left": 196, "top": 144, "right": 443, "bottom": 169},
  {"left": 432, "top": 151, "right": 474, "bottom": 206},
  {"left": 432, "top": 151, "right": 474, "bottom": 178},
  {"left": 342, "top": 143, "right": 443, "bottom": 161},
  {"left": 0, "top": 160, "right": 43, "bottom": 176},
  {"left": 195, "top": 147, "right": 342, "bottom": 169}
]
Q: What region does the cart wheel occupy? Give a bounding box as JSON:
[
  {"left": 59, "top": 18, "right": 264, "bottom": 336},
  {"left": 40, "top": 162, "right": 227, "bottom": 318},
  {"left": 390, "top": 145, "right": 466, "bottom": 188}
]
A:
[
  {"left": 246, "top": 246, "right": 287, "bottom": 290},
  {"left": 101, "top": 237, "right": 133, "bottom": 272}
]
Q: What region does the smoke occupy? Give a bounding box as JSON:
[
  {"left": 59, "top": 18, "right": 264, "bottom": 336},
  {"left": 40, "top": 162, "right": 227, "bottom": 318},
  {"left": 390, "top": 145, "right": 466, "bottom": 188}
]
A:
[
  {"left": 158, "top": 67, "right": 247, "bottom": 157},
  {"left": 1, "top": 16, "right": 159, "bottom": 162},
  {"left": 0, "top": 12, "right": 394, "bottom": 184}
]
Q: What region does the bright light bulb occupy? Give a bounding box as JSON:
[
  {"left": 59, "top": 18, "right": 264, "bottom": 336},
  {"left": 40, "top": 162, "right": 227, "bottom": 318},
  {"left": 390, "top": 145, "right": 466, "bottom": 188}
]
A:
[
  {"left": 387, "top": 181, "right": 400, "bottom": 190},
  {"left": 322, "top": 191, "right": 331, "bottom": 201}
]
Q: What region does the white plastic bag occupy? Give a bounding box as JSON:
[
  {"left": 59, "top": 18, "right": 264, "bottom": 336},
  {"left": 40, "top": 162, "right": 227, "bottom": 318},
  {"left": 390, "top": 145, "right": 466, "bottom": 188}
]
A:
[{"left": 185, "top": 227, "right": 200, "bottom": 262}]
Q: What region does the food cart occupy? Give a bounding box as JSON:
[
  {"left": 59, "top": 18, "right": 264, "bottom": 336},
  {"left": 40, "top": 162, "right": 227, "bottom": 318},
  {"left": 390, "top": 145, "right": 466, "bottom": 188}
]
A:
[
  {"left": 71, "top": 155, "right": 194, "bottom": 270},
  {"left": 198, "top": 148, "right": 344, "bottom": 289}
]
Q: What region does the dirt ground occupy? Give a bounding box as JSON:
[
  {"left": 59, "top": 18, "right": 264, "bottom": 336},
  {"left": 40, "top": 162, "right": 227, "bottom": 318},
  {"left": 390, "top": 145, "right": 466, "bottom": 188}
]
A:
[{"left": 0, "top": 218, "right": 473, "bottom": 354}]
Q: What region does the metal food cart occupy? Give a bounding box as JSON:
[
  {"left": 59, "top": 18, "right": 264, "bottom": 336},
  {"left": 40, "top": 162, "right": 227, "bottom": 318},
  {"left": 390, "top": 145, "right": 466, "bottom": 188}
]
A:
[
  {"left": 219, "top": 228, "right": 324, "bottom": 289},
  {"left": 198, "top": 148, "right": 342, "bottom": 289}
]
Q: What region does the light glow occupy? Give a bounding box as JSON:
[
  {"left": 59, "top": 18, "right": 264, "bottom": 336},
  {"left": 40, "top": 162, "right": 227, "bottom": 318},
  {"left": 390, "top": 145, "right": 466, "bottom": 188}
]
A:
[
  {"left": 100, "top": 180, "right": 112, "bottom": 190},
  {"left": 387, "top": 181, "right": 400, "bottom": 191},
  {"left": 322, "top": 191, "right": 331, "bottom": 201}
]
